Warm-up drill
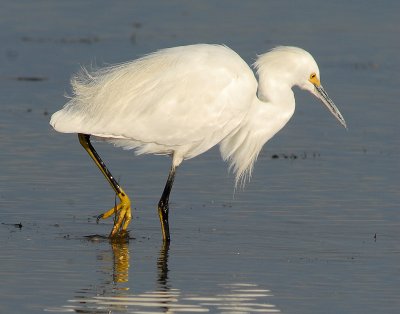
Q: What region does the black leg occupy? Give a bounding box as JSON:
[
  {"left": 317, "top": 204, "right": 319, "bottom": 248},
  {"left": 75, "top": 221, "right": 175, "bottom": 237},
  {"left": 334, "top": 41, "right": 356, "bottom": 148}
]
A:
[
  {"left": 158, "top": 166, "right": 176, "bottom": 242},
  {"left": 78, "top": 133, "right": 132, "bottom": 237},
  {"left": 78, "top": 134, "right": 122, "bottom": 194}
]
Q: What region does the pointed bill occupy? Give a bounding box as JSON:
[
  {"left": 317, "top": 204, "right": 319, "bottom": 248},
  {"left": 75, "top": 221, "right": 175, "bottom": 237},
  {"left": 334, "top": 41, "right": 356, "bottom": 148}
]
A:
[{"left": 315, "top": 85, "right": 347, "bottom": 129}]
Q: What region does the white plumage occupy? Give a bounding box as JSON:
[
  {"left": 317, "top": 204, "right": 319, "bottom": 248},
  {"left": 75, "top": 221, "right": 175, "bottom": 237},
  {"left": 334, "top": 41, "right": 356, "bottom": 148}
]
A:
[
  {"left": 50, "top": 44, "right": 346, "bottom": 240},
  {"left": 52, "top": 44, "right": 346, "bottom": 185}
]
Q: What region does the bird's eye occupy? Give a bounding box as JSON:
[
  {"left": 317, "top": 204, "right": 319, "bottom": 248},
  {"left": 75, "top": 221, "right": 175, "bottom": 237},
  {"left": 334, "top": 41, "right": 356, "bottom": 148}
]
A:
[{"left": 310, "top": 73, "right": 316, "bottom": 79}]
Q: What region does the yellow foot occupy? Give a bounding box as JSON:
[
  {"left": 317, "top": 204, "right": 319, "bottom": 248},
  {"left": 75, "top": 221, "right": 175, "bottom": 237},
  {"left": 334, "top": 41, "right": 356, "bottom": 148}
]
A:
[{"left": 97, "top": 191, "right": 132, "bottom": 238}]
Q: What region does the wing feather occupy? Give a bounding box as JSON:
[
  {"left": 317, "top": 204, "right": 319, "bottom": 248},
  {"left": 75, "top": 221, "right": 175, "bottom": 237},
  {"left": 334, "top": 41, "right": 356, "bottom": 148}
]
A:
[{"left": 50, "top": 44, "right": 257, "bottom": 157}]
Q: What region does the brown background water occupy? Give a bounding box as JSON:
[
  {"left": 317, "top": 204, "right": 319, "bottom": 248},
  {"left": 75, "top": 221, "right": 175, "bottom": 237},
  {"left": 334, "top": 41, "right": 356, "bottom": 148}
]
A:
[{"left": 0, "top": 1, "right": 399, "bottom": 313}]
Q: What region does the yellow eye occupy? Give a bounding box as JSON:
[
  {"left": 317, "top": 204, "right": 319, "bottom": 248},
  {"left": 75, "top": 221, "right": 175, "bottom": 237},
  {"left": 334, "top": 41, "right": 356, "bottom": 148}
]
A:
[{"left": 309, "top": 72, "right": 320, "bottom": 86}]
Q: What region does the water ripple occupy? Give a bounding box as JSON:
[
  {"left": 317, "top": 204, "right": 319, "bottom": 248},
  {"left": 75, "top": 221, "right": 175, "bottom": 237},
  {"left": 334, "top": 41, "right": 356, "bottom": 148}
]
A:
[{"left": 45, "top": 283, "right": 280, "bottom": 313}]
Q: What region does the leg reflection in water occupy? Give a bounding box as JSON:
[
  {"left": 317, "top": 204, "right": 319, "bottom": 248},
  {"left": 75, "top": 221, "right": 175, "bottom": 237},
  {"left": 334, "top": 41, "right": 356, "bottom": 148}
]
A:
[
  {"left": 157, "top": 241, "right": 170, "bottom": 290},
  {"left": 111, "top": 238, "right": 130, "bottom": 285},
  {"left": 45, "top": 238, "right": 279, "bottom": 313},
  {"left": 44, "top": 237, "right": 175, "bottom": 313}
]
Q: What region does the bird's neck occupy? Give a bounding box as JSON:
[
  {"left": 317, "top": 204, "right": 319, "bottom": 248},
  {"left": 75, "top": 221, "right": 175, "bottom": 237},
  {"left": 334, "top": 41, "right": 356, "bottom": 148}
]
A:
[
  {"left": 219, "top": 82, "right": 296, "bottom": 187},
  {"left": 257, "top": 76, "right": 295, "bottom": 109},
  {"left": 254, "top": 76, "right": 295, "bottom": 135}
]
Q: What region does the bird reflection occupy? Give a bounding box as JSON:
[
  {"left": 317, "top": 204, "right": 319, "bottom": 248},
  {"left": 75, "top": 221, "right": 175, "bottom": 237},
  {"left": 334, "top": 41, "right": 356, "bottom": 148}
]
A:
[
  {"left": 110, "top": 237, "right": 130, "bottom": 285},
  {"left": 46, "top": 236, "right": 173, "bottom": 313},
  {"left": 157, "top": 241, "right": 170, "bottom": 290},
  {"left": 46, "top": 238, "right": 279, "bottom": 313}
]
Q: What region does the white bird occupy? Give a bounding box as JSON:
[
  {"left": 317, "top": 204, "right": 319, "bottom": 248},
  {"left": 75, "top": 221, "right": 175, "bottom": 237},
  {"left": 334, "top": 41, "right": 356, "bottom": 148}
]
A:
[{"left": 50, "top": 44, "right": 346, "bottom": 241}]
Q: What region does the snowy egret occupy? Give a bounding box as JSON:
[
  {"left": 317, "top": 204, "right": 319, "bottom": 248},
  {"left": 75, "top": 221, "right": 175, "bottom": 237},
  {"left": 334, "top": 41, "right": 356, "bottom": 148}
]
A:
[{"left": 50, "top": 44, "right": 346, "bottom": 241}]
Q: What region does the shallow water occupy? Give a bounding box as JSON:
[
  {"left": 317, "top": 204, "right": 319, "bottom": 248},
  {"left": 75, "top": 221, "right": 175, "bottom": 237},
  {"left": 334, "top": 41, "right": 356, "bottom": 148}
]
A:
[{"left": 1, "top": 1, "right": 399, "bottom": 313}]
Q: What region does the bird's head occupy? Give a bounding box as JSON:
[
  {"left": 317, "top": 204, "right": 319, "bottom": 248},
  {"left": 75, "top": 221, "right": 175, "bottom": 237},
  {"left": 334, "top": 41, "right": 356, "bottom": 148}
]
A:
[
  {"left": 293, "top": 48, "right": 347, "bottom": 129},
  {"left": 256, "top": 46, "right": 347, "bottom": 129},
  {"left": 298, "top": 56, "right": 347, "bottom": 129}
]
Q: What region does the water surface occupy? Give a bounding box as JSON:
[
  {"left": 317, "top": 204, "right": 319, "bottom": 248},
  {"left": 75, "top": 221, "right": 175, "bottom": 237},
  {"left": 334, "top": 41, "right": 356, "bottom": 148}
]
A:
[{"left": 0, "top": 1, "right": 399, "bottom": 313}]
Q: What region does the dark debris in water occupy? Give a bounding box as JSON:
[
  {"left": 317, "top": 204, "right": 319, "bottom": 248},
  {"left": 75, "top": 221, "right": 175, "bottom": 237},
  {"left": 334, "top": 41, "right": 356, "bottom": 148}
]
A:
[
  {"left": 84, "top": 234, "right": 109, "bottom": 242},
  {"left": 132, "top": 22, "right": 142, "bottom": 29},
  {"left": 15, "top": 76, "right": 47, "bottom": 82},
  {"left": 25, "top": 108, "right": 50, "bottom": 116},
  {"left": 2, "top": 222, "right": 23, "bottom": 229},
  {"left": 271, "top": 152, "right": 321, "bottom": 160},
  {"left": 1, "top": 76, "right": 48, "bottom": 82},
  {"left": 21, "top": 35, "right": 101, "bottom": 44},
  {"left": 130, "top": 21, "right": 143, "bottom": 44}
]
